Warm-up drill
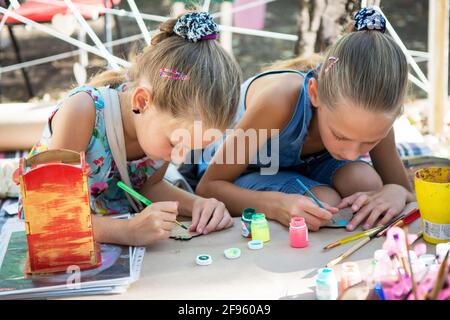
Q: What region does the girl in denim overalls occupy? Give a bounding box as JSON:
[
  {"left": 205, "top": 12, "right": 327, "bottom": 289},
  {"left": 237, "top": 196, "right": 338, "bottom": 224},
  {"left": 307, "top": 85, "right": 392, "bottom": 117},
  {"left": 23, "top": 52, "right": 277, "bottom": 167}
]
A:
[{"left": 196, "top": 7, "right": 415, "bottom": 232}]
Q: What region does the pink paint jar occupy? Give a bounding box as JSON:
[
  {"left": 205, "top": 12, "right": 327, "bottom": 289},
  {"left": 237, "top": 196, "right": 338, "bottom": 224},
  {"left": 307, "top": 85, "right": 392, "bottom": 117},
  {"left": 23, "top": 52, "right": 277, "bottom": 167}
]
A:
[{"left": 289, "top": 217, "right": 308, "bottom": 248}]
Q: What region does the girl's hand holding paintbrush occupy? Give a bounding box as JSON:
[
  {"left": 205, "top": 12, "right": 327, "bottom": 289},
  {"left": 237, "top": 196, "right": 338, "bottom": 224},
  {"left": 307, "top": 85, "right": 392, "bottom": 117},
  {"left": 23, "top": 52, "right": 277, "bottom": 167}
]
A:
[
  {"left": 337, "top": 184, "right": 415, "bottom": 231},
  {"left": 117, "top": 181, "right": 183, "bottom": 246},
  {"left": 118, "top": 180, "right": 233, "bottom": 237},
  {"left": 275, "top": 193, "right": 338, "bottom": 231}
]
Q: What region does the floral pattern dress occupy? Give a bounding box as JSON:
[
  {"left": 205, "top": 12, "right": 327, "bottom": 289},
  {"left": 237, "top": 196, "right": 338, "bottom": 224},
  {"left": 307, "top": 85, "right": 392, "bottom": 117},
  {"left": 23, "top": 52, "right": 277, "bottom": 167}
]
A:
[{"left": 24, "top": 85, "right": 164, "bottom": 215}]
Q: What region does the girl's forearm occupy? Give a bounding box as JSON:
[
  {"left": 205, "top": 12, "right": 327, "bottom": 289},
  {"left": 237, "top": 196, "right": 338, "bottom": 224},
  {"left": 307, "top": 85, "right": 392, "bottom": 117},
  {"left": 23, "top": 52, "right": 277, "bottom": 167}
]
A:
[
  {"left": 385, "top": 184, "right": 416, "bottom": 203},
  {"left": 370, "top": 129, "right": 414, "bottom": 193},
  {"left": 196, "top": 179, "right": 281, "bottom": 219},
  {"left": 91, "top": 214, "right": 132, "bottom": 245},
  {"left": 405, "top": 188, "right": 416, "bottom": 202}
]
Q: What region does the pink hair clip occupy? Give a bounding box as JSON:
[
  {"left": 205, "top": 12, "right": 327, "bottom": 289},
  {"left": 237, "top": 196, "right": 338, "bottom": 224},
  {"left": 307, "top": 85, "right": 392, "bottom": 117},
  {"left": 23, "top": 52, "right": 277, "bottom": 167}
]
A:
[
  {"left": 159, "top": 68, "right": 189, "bottom": 80},
  {"left": 324, "top": 56, "right": 339, "bottom": 74}
]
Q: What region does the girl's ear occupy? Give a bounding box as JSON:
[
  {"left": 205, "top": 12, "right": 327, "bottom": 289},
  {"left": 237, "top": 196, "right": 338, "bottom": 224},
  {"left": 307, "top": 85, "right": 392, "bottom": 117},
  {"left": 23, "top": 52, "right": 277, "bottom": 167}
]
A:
[
  {"left": 308, "top": 78, "right": 320, "bottom": 109},
  {"left": 131, "top": 86, "right": 154, "bottom": 113}
]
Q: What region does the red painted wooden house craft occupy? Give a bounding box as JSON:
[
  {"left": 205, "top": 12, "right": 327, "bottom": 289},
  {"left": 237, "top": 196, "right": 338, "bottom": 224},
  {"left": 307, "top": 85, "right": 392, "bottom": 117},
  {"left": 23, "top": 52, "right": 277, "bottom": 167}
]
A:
[{"left": 17, "top": 149, "right": 101, "bottom": 274}]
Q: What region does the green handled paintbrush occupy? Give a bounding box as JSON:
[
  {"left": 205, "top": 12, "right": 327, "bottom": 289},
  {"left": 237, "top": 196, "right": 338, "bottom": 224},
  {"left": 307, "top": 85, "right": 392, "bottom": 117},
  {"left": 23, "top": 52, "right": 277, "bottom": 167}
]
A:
[{"left": 117, "top": 181, "right": 187, "bottom": 230}]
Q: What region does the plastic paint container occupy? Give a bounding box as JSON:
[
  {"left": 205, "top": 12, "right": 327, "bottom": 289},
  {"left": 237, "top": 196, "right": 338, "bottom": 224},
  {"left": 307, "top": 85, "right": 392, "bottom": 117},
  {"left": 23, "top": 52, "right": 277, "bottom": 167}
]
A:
[
  {"left": 411, "top": 260, "right": 428, "bottom": 281},
  {"left": 373, "top": 250, "right": 394, "bottom": 275},
  {"left": 251, "top": 213, "right": 270, "bottom": 243},
  {"left": 372, "top": 250, "right": 396, "bottom": 293},
  {"left": 316, "top": 268, "right": 338, "bottom": 300},
  {"left": 196, "top": 254, "right": 212, "bottom": 266},
  {"left": 414, "top": 167, "right": 450, "bottom": 244},
  {"left": 289, "top": 217, "right": 308, "bottom": 248},
  {"left": 241, "top": 208, "right": 256, "bottom": 238},
  {"left": 248, "top": 240, "right": 264, "bottom": 250},
  {"left": 340, "top": 262, "right": 362, "bottom": 292},
  {"left": 436, "top": 242, "right": 450, "bottom": 263},
  {"left": 224, "top": 248, "right": 241, "bottom": 260}
]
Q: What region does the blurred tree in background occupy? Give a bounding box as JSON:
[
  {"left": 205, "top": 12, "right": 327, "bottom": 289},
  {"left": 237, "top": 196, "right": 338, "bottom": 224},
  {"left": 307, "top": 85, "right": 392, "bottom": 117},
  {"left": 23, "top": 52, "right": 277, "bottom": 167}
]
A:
[{"left": 295, "top": 0, "right": 381, "bottom": 55}]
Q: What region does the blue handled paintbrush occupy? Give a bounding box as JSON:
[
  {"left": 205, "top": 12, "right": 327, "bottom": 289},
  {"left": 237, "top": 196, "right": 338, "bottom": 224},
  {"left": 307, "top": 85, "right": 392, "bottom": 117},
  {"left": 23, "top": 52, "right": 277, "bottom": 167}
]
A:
[{"left": 296, "top": 178, "right": 337, "bottom": 224}]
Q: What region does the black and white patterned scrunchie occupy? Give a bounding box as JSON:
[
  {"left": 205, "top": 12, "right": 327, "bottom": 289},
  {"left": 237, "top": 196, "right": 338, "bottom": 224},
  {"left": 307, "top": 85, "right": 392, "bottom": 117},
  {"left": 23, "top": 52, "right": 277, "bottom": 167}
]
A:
[
  {"left": 354, "top": 6, "right": 386, "bottom": 33},
  {"left": 173, "top": 12, "right": 219, "bottom": 43}
]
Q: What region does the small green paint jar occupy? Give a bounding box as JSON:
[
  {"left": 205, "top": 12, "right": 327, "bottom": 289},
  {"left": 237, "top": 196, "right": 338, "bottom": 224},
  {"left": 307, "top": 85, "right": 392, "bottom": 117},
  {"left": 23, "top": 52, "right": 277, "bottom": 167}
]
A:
[
  {"left": 251, "top": 213, "right": 270, "bottom": 243},
  {"left": 241, "top": 208, "right": 256, "bottom": 238}
]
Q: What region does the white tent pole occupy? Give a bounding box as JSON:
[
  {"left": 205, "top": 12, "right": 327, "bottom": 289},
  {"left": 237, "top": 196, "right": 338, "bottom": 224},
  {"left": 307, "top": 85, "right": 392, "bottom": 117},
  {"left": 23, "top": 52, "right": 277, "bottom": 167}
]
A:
[
  {"left": 1, "top": 33, "right": 146, "bottom": 74},
  {"left": 32, "top": 0, "right": 275, "bottom": 27},
  {"left": 0, "top": 33, "right": 143, "bottom": 73},
  {"left": 428, "top": 0, "right": 449, "bottom": 134},
  {"left": 374, "top": 5, "right": 430, "bottom": 90},
  {"left": 127, "top": 0, "right": 151, "bottom": 45},
  {"left": 78, "top": 28, "right": 88, "bottom": 67},
  {"left": 64, "top": 0, "right": 120, "bottom": 69},
  {"left": 0, "top": 3, "right": 15, "bottom": 33},
  {"left": 408, "top": 73, "right": 430, "bottom": 94},
  {"left": 220, "top": 1, "right": 233, "bottom": 54},
  {"left": 203, "top": 0, "right": 211, "bottom": 12},
  {"left": 0, "top": 7, "right": 130, "bottom": 68}
]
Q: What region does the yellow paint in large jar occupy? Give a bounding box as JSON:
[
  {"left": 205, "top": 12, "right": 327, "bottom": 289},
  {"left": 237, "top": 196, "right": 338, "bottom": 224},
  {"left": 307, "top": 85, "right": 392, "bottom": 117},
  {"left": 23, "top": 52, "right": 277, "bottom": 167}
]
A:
[{"left": 414, "top": 167, "right": 450, "bottom": 244}]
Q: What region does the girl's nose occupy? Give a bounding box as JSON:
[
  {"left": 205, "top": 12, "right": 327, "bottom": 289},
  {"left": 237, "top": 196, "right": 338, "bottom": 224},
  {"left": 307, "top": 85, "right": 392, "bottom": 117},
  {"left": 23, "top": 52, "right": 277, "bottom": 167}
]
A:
[{"left": 342, "top": 150, "right": 361, "bottom": 161}]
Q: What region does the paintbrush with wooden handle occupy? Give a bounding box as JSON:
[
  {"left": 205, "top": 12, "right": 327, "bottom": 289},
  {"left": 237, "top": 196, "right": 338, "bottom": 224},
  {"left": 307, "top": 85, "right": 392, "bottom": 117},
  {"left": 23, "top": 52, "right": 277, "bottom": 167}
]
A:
[
  {"left": 376, "top": 208, "right": 419, "bottom": 237},
  {"left": 326, "top": 236, "right": 372, "bottom": 268}
]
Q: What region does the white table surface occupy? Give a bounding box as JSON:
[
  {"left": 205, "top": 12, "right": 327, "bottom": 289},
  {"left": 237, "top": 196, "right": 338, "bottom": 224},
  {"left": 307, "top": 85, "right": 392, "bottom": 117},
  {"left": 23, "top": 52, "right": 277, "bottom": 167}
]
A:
[{"left": 69, "top": 202, "right": 431, "bottom": 300}]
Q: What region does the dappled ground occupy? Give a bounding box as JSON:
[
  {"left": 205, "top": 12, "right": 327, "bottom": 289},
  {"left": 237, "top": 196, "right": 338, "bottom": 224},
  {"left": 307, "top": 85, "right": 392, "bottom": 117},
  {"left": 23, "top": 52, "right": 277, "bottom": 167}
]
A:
[{"left": 0, "top": 0, "right": 448, "bottom": 154}]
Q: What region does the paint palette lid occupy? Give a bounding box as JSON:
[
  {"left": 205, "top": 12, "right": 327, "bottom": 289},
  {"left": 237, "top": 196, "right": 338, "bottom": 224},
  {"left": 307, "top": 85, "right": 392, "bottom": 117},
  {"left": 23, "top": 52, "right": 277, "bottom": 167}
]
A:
[
  {"left": 248, "top": 240, "right": 264, "bottom": 250},
  {"left": 224, "top": 248, "right": 241, "bottom": 259},
  {"left": 196, "top": 254, "right": 212, "bottom": 266}
]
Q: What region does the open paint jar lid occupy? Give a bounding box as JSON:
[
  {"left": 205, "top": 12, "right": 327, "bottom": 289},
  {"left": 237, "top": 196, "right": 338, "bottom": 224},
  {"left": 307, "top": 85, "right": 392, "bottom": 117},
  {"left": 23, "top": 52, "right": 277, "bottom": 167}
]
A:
[
  {"left": 419, "top": 254, "right": 436, "bottom": 267},
  {"left": 248, "top": 240, "right": 264, "bottom": 250},
  {"left": 224, "top": 248, "right": 241, "bottom": 259},
  {"left": 196, "top": 254, "right": 212, "bottom": 266}
]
